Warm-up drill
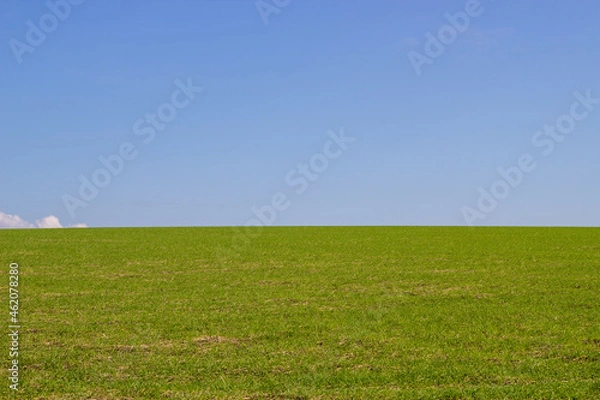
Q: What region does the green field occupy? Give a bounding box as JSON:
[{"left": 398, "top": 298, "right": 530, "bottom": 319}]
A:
[{"left": 1, "top": 226, "right": 599, "bottom": 399}]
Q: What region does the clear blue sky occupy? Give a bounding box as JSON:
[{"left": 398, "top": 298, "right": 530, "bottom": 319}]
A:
[{"left": 1, "top": 0, "right": 599, "bottom": 228}]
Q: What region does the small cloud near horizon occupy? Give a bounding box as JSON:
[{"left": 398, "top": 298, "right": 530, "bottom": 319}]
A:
[{"left": 0, "top": 211, "right": 87, "bottom": 229}]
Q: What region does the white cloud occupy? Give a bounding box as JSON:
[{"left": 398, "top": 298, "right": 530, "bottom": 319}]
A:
[
  {"left": 0, "top": 211, "right": 87, "bottom": 229},
  {"left": 0, "top": 212, "right": 33, "bottom": 228},
  {"left": 35, "top": 215, "right": 63, "bottom": 228}
]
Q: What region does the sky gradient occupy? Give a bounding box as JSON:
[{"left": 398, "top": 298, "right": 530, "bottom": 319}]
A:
[{"left": 1, "top": 0, "right": 599, "bottom": 228}]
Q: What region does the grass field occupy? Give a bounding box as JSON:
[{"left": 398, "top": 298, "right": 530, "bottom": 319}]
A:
[{"left": 1, "top": 226, "right": 599, "bottom": 399}]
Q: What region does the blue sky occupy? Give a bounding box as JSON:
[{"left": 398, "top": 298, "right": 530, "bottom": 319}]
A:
[{"left": 1, "top": 0, "right": 598, "bottom": 228}]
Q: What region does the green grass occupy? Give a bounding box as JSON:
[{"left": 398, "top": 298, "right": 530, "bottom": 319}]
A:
[{"left": 1, "top": 226, "right": 599, "bottom": 399}]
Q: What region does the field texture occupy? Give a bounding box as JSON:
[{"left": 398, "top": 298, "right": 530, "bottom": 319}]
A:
[{"left": 1, "top": 226, "right": 599, "bottom": 399}]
